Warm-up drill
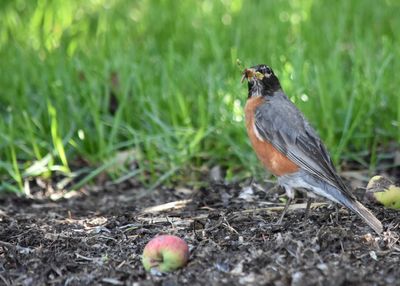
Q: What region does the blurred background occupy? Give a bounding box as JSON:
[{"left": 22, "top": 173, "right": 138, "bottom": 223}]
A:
[{"left": 0, "top": 0, "right": 399, "bottom": 193}]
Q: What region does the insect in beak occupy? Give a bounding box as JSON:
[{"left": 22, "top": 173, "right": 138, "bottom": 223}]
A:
[{"left": 241, "top": 68, "right": 264, "bottom": 83}]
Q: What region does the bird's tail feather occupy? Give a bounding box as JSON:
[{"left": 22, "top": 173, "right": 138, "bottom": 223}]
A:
[
  {"left": 281, "top": 172, "right": 383, "bottom": 234},
  {"left": 339, "top": 196, "right": 383, "bottom": 234},
  {"left": 308, "top": 175, "right": 383, "bottom": 234}
]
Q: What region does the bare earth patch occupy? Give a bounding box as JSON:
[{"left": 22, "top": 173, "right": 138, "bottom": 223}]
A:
[{"left": 0, "top": 180, "right": 399, "bottom": 286}]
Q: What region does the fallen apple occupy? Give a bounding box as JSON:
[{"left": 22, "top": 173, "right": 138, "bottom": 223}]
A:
[
  {"left": 366, "top": 175, "right": 400, "bottom": 209},
  {"left": 142, "top": 235, "right": 189, "bottom": 273}
]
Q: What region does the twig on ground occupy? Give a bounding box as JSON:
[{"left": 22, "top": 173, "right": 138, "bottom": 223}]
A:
[{"left": 141, "top": 199, "right": 192, "bottom": 214}]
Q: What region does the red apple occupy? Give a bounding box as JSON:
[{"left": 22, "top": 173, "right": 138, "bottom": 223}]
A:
[{"left": 142, "top": 235, "right": 189, "bottom": 273}]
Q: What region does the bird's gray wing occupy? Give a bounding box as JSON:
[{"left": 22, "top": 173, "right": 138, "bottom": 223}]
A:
[{"left": 254, "top": 92, "right": 353, "bottom": 197}]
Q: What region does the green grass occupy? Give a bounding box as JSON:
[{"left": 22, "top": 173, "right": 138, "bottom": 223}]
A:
[{"left": 0, "top": 0, "right": 399, "bottom": 193}]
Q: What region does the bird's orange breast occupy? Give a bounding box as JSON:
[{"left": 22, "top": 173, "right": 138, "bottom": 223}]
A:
[{"left": 245, "top": 96, "right": 299, "bottom": 176}]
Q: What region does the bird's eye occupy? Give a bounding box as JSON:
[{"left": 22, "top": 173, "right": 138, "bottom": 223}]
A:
[{"left": 259, "top": 65, "right": 272, "bottom": 75}]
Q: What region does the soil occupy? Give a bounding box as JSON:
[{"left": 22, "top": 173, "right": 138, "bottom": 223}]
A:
[{"left": 0, "top": 177, "right": 399, "bottom": 286}]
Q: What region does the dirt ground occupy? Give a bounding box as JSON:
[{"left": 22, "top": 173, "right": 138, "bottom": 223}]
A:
[{"left": 0, "top": 176, "right": 399, "bottom": 286}]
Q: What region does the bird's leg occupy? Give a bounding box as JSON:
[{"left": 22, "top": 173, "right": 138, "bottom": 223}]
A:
[
  {"left": 304, "top": 198, "right": 313, "bottom": 221},
  {"left": 276, "top": 197, "right": 292, "bottom": 225}
]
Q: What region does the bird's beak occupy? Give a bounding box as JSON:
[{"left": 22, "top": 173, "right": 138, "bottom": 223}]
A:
[
  {"left": 241, "top": 68, "right": 255, "bottom": 83},
  {"left": 241, "top": 68, "right": 263, "bottom": 83}
]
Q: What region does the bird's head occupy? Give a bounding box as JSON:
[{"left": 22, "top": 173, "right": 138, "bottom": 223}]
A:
[{"left": 241, "top": 64, "right": 281, "bottom": 98}]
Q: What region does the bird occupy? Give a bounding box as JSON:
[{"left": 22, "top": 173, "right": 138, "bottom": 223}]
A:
[{"left": 241, "top": 64, "right": 383, "bottom": 234}]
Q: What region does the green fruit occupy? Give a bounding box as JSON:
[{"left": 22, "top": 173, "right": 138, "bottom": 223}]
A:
[{"left": 366, "top": 176, "right": 400, "bottom": 209}]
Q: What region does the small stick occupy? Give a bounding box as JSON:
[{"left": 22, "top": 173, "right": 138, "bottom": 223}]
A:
[{"left": 141, "top": 199, "right": 192, "bottom": 214}]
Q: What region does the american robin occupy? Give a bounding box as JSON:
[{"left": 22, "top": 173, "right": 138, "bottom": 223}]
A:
[{"left": 242, "top": 64, "right": 383, "bottom": 234}]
